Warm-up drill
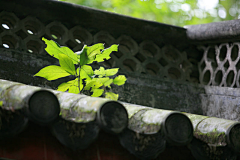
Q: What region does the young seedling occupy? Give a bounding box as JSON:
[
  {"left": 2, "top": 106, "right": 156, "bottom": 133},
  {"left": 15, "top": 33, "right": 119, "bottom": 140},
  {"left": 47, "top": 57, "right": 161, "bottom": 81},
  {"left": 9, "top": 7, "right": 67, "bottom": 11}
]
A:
[{"left": 34, "top": 38, "right": 126, "bottom": 100}]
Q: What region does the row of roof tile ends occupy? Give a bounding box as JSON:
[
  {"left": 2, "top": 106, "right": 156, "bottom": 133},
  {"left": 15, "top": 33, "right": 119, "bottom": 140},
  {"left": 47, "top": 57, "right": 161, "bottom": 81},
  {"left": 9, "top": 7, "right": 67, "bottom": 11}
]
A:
[{"left": 0, "top": 79, "right": 239, "bottom": 160}]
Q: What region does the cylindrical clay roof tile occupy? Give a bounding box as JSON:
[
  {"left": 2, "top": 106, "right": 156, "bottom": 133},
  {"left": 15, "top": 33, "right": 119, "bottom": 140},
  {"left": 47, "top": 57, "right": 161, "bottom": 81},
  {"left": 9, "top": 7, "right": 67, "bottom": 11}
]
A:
[
  {"left": 0, "top": 79, "right": 60, "bottom": 124},
  {"left": 122, "top": 102, "right": 193, "bottom": 145}
]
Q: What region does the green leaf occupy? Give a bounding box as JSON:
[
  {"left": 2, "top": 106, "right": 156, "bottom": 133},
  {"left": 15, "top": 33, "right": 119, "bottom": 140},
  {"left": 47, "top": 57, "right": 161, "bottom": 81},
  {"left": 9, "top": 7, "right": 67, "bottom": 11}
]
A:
[
  {"left": 57, "top": 82, "right": 71, "bottom": 92},
  {"left": 57, "top": 78, "right": 81, "bottom": 92},
  {"left": 58, "top": 53, "right": 76, "bottom": 75},
  {"left": 103, "top": 78, "right": 113, "bottom": 88},
  {"left": 105, "top": 92, "right": 119, "bottom": 100},
  {"left": 77, "top": 65, "right": 93, "bottom": 80},
  {"left": 87, "top": 43, "right": 105, "bottom": 61},
  {"left": 95, "top": 44, "right": 118, "bottom": 62},
  {"left": 85, "top": 80, "right": 103, "bottom": 90},
  {"left": 78, "top": 43, "right": 104, "bottom": 65},
  {"left": 94, "top": 77, "right": 109, "bottom": 84},
  {"left": 42, "top": 38, "right": 78, "bottom": 64},
  {"left": 90, "top": 77, "right": 113, "bottom": 88},
  {"left": 34, "top": 65, "right": 70, "bottom": 80},
  {"left": 113, "top": 75, "right": 127, "bottom": 86},
  {"left": 94, "top": 67, "right": 119, "bottom": 77},
  {"left": 94, "top": 67, "right": 105, "bottom": 78},
  {"left": 69, "top": 85, "right": 79, "bottom": 94},
  {"left": 0, "top": 101, "right": 3, "bottom": 107},
  {"left": 91, "top": 88, "right": 104, "bottom": 97},
  {"left": 78, "top": 45, "right": 89, "bottom": 66},
  {"left": 105, "top": 68, "right": 119, "bottom": 76},
  {"left": 57, "top": 78, "right": 82, "bottom": 94}
]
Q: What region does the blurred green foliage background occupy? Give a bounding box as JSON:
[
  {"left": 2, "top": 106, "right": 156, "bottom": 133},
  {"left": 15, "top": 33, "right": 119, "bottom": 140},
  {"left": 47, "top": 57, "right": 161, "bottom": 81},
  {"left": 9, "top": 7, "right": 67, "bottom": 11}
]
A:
[{"left": 60, "top": 0, "right": 240, "bottom": 27}]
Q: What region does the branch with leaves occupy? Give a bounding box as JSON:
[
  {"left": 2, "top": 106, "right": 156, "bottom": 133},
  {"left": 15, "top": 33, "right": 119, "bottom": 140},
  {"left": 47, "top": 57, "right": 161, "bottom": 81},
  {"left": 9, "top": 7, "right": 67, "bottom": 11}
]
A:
[{"left": 34, "top": 38, "right": 126, "bottom": 100}]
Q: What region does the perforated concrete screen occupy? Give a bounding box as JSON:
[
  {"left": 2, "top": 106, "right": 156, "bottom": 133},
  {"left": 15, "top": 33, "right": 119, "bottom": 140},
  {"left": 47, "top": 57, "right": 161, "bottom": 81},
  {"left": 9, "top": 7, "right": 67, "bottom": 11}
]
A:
[
  {"left": 199, "top": 43, "right": 240, "bottom": 87},
  {"left": 0, "top": 11, "right": 197, "bottom": 84}
]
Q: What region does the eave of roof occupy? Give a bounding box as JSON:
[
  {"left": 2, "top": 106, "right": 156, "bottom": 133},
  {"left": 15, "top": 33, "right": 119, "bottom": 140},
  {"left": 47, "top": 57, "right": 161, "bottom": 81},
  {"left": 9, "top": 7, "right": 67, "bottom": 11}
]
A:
[{"left": 0, "top": 79, "right": 239, "bottom": 159}]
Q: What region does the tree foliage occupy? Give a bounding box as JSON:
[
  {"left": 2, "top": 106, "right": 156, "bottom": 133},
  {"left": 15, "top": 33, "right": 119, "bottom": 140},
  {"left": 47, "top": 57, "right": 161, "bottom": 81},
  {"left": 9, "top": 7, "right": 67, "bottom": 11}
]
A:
[{"left": 59, "top": 0, "right": 240, "bottom": 26}]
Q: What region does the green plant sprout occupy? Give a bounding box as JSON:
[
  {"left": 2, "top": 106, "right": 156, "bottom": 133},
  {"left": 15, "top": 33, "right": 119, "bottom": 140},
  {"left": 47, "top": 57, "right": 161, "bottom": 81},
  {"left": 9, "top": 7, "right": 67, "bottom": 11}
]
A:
[{"left": 34, "top": 38, "right": 127, "bottom": 100}]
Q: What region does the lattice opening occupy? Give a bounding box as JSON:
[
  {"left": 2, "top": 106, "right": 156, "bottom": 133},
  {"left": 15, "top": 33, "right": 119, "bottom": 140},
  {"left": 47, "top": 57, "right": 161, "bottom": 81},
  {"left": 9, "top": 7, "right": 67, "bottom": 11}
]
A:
[
  {"left": 135, "top": 53, "right": 146, "bottom": 63},
  {"left": 180, "top": 60, "right": 191, "bottom": 71},
  {"left": 146, "top": 63, "right": 159, "bottom": 75},
  {"left": 226, "top": 70, "right": 235, "bottom": 87},
  {"left": 207, "top": 47, "right": 215, "bottom": 60},
  {"left": 114, "top": 50, "right": 123, "bottom": 58},
  {"left": 26, "top": 40, "right": 42, "bottom": 54},
  {"left": 158, "top": 58, "right": 168, "bottom": 67},
  {"left": 200, "top": 62, "right": 206, "bottom": 71},
  {"left": 94, "top": 31, "right": 113, "bottom": 47},
  {"left": 214, "top": 70, "right": 223, "bottom": 86},
  {"left": 49, "top": 25, "right": 65, "bottom": 40},
  {"left": 0, "top": 13, "right": 18, "bottom": 30},
  {"left": 123, "top": 59, "right": 136, "bottom": 72},
  {"left": 72, "top": 27, "right": 92, "bottom": 45},
  {"left": 164, "top": 47, "right": 179, "bottom": 62},
  {"left": 202, "top": 70, "right": 211, "bottom": 85},
  {"left": 211, "top": 61, "right": 217, "bottom": 70},
  {"left": 119, "top": 44, "right": 132, "bottom": 54},
  {"left": 25, "top": 22, "right": 40, "bottom": 35},
  {"left": 1, "top": 24, "right": 9, "bottom": 30},
  {"left": 94, "top": 31, "right": 115, "bottom": 47},
  {"left": 231, "top": 45, "right": 239, "bottom": 61},
  {"left": 236, "top": 60, "right": 240, "bottom": 70},
  {"left": 1, "top": 35, "right": 18, "bottom": 49},
  {"left": 101, "top": 58, "right": 115, "bottom": 68},
  {"left": 168, "top": 67, "right": 181, "bottom": 80},
  {"left": 66, "top": 39, "right": 77, "bottom": 50},
  {"left": 118, "top": 36, "right": 138, "bottom": 55},
  {"left": 224, "top": 61, "right": 230, "bottom": 70},
  {"left": 219, "top": 45, "right": 227, "bottom": 61},
  {"left": 141, "top": 43, "right": 158, "bottom": 57}
]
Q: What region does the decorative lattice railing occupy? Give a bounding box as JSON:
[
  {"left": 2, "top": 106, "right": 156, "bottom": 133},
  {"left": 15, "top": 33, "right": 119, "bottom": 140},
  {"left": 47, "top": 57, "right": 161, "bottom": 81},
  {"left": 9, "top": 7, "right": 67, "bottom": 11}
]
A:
[{"left": 0, "top": 8, "right": 199, "bottom": 85}]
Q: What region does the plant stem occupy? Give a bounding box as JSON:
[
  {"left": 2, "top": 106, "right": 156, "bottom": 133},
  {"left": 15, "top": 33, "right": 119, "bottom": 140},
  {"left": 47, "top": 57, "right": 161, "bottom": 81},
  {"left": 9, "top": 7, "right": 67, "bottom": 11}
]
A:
[
  {"left": 78, "top": 65, "right": 81, "bottom": 94},
  {"left": 103, "top": 85, "right": 106, "bottom": 96}
]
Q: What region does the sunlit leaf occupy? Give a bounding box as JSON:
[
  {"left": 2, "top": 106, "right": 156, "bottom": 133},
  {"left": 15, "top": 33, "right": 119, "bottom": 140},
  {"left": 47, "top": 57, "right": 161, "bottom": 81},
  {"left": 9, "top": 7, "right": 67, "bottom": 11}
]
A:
[
  {"left": 58, "top": 53, "right": 76, "bottom": 75},
  {"left": 91, "top": 88, "right": 104, "bottom": 97},
  {"left": 105, "top": 68, "right": 119, "bottom": 76},
  {"left": 87, "top": 43, "right": 104, "bottom": 60},
  {"left": 77, "top": 65, "right": 93, "bottom": 80},
  {"left": 113, "top": 75, "right": 127, "bottom": 85},
  {"left": 34, "top": 65, "right": 70, "bottom": 80},
  {"left": 42, "top": 38, "right": 78, "bottom": 64},
  {"left": 57, "top": 82, "right": 71, "bottom": 92},
  {"left": 78, "top": 43, "right": 104, "bottom": 65},
  {"left": 78, "top": 45, "right": 89, "bottom": 66},
  {"left": 103, "top": 78, "right": 113, "bottom": 88},
  {"left": 95, "top": 44, "right": 118, "bottom": 62},
  {"left": 94, "top": 67, "right": 118, "bottom": 77},
  {"left": 0, "top": 101, "right": 3, "bottom": 107},
  {"left": 94, "top": 77, "right": 109, "bottom": 84},
  {"left": 57, "top": 78, "right": 82, "bottom": 92},
  {"left": 85, "top": 80, "right": 103, "bottom": 90},
  {"left": 105, "top": 92, "right": 119, "bottom": 100},
  {"left": 94, "top": 67, "right": 105, "bottom": 78},
  {"left": 69, "top": 85, "right": 79, "bottom": 94}
]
